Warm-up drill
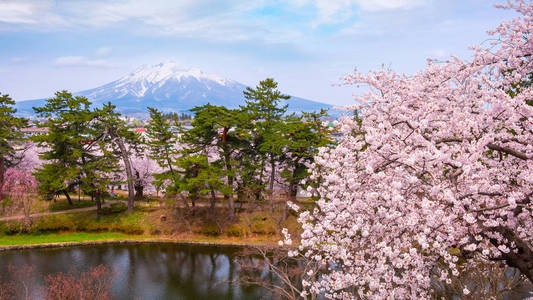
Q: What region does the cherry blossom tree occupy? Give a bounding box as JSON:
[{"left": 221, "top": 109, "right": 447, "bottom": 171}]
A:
[
  {"left": 130, "top": 154, "right": 163, "bottom": 197},
  {"left": 0, "top": 168, "right": 38, "bottom": 226},
  {"left": 16, "top": 143, "right": 44, "bottom": 172},
  {"left": 283, "top": 1, "right": 533, "bottom": 298}
]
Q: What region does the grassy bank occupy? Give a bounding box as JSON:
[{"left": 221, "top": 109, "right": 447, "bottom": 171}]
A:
[
  {"left": 0, "top": 201, "right": 299, "bottom": 248},
  {"left": 0, "top": 232, "right": 152, "bottom": 246},
  {"left": 0, "top": 232, "right": 277, "bottom": 248}
]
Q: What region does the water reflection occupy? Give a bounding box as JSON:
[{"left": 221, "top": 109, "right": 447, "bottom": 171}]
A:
[{"left": 0, "top": 243, "right": 264, "bottom": 300}]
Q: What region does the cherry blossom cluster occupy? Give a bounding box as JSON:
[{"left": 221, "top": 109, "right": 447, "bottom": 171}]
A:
[
  {"left": 287, "top": 1, "right": 533, "bottom": 298},
  {"left": 1, "top": 168, "right": 38, "bottom": 218},
  {"left": 1, "top": 168, "right": 38, "bottom": 198}
]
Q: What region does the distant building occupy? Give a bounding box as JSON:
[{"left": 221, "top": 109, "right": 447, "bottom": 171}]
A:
[
  {"left": 20, "top": 127, "right": 48, "bottom": 136},
  {"left": 131, "top": 127, "right": 148, "bottom": 138}
]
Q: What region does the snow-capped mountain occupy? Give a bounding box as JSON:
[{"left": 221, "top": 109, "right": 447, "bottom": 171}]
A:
[{"left": 16, "top": 61, "right": 333, "bottom": 117}]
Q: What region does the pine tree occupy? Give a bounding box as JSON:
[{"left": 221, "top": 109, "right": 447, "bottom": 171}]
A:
[
  {"left": 32, "top": 91, "right": 92, "bottom": 204},
  {"left": 95, "top": 102, "right": 141, "bottom": 213},
  {"left": 281, "top": 110, "right": 334, "bottom": 199},
  {"left": 32, "top": 91, "right": 119, "bottom": 214},
  {"left": 241, "top": 78, "right": 290, "bottom": 212},
  {"left": 145, "top": 107, "right": 183, "bottom": 203},
  {"left": 183, "top": 104, "right": 244, "bottom": 217},
  {"left": 0, "top": 93, "right": 28, "bottom": 202}
]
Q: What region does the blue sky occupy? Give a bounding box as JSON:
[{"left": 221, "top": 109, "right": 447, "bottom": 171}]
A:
[{"left": 0, "top": 0, "right": 518, "bottom": 106}]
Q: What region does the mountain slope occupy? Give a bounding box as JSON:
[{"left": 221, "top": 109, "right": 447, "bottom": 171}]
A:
[{"left": 16, "top": 62, "right": 333, "bottom": 117}]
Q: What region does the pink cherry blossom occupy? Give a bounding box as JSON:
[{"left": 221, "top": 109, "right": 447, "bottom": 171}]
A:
[{"left": 287, "top": 1, "right": 533, "bottom": 298}]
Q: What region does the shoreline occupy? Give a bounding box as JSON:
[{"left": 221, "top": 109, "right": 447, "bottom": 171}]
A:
[{"left": 0, "top": 234, "right": 275, "bottom": 251}]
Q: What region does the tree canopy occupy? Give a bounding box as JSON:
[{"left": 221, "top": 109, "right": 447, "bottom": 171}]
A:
[
  {"left": 0, "top": 93, "right": 28, "bottom": 202},
  {"left": 282, "top": 1, "right": 533, "bottom": 298}
]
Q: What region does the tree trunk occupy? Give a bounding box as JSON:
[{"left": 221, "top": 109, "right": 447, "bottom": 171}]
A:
[
  {"left": 224, "top": 152, "right": 235, "bottom": 218},
  {"left": 134, "top": 170, "right": 144, "bottom": 200},
  {"left": 63, "top": 190, "right": 73, "bottom": 206},
  {"left": 269, "top": 155, "right": 275, "bottom": 214},
  {"left": 490, "top": 226, "right": 533, "bottom": 284},
  {"left": 23, "top": 196, "right": 32, "bottom": 229},
  {"left": 95, "top": 192, "right": 102, "bottom": 217},
  {"left": 289, "top": 179, "right": 298, "bottom": 199},
  {"left": 112, "top": 134, "right": 135, "bottom": 213},
  {"left": 189, "top": 167, "right": 199, "bottom": 215},
  {"left": 181, "top": 194, "right": 189, "bottom": 210},
  {"left": 135, "top": 185, "right": 144, "bottom": 200},
  {"left": 210, "top": 188, "right": 217, "bottom": 216},
  {"left": 191, "top": 192, "right": 197, "bottom": 216}
]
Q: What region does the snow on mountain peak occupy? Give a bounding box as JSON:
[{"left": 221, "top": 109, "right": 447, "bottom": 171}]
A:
[{"left": 120, "top": 61, "right": 232, "bottom": 87}]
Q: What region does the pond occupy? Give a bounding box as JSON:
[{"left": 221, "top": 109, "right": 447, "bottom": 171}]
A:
[{"left": 0, "top": 243, "right": 267, "bottom": 300}]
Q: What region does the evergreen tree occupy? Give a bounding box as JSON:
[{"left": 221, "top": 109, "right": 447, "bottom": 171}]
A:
[
  {"left": 241, "top": 78, "right": 290, "bottom": 212},
  {"left": 145, "top": 107, "right": 183, "bottom": 203},
  {"left": 183, "top": 104, "right": 245, "bottom": 217},
  {"left": 0, "top": 93, "right": 28, "bottom": 202},
  {"left": 174, "top": 154, "right": 230, "bottom": 215},
  {"left": 32, "top": 91, "right": 92, "bottom": 204},
  {"left": 32, "top": 91, "right": 119, "bottom": 214},
  {"left": 280, "top": 110, "right": 334, "bottom": 199},
  {"left": 94, "top": 102, "right": 141, "bottom": 212}
]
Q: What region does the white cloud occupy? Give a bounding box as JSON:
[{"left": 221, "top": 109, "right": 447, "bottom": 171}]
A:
[
  {"left": 54, "top": 56, "right": 108, "bottom": 67},
  {"left": 291, "top": 0, "right": 429, "bottom": 25},
  {"left": 10, "top": 57, "right": 28, "bottom": 63},
  {"left": 0, "top": 0, "right": 429, "bottom": 41},
  {"left": 354, "top": 0, "right": 428, "bottom": 11},
  {"left": 0, "top": 1, "right": 63, "bottom": 24},
  {"left": 95, "top": 47, "right": 112, "bottom": 57},
  {"left": 0, "top": 0, "right": 273, "bottom": 41},
  {"left": 0, "top": 1, "right": 44, "bottom": 24}
]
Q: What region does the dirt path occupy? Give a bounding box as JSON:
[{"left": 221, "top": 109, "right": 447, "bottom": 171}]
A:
[{"left": 0, "top": 200, "right": 123, "bottom": 222}]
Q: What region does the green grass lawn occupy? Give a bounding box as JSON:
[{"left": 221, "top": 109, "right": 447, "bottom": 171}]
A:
[{"left": 0, "top": 232, "right": 153, "bottom": 246}]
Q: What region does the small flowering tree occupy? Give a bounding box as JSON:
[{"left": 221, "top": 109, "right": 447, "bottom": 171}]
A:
[
  {"left": 284, "top": 1, "right": 533, "bottom": 299},
  {"left": 45, "top": 265, "right": 113, "bottom": 300},
  {"left": 0, "top": 168, "right": 38, "bottom": 226},
  {"left": 0, "top": 264, "right": 36, "bottom": 300},
  {"left": 0, "top": 264, "right": 113, "bottom": 300}
]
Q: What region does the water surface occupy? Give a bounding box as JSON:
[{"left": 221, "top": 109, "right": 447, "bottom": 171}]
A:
[{"left": 0, "top": 243, "right": 265, "bottom": 300}]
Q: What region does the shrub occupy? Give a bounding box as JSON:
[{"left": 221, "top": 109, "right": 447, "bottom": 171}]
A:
[
  {"left": 100, "top": 203, "right": 126, "bottom": 215},
  {"left": 0, "top": 221, "right": 22, "bottom": 235},
  {"left": 74, "top": 218, "right": 91, "bottom": 231},
  {"left": 251, "top": 219, "right": 277, "bottom": 235},
  {"left": 250, "top": 213, "right": 278, "bottom": 235},
  {"left": 224, "top": 224, "right": 244, "bottom": 237},
  {"left": 45, "top": 265, "right": 113, "bottom": 300},
  {"left": 0, "top": 264, "right": 36, "bottom": 300},
  {"left": 34, "top": 215, "right": 75, "bottom": 233},
  {"left": 84, "top": 222, "right": 111, "bottom": 232},
  {"left": 149, "top": 228, "right": 161, "bottom": 235},
  {"left": 281, "top": 215, "right": 301, "bottom": 235},
  {"left": 199, "top": 222, "right": 220, "bottom": 236},
  {"left": 111, "top": 223, "right": 144, "bottom": 235},
  {"left": 0, "top": 221, "right": 6, "bottom": 234}
]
